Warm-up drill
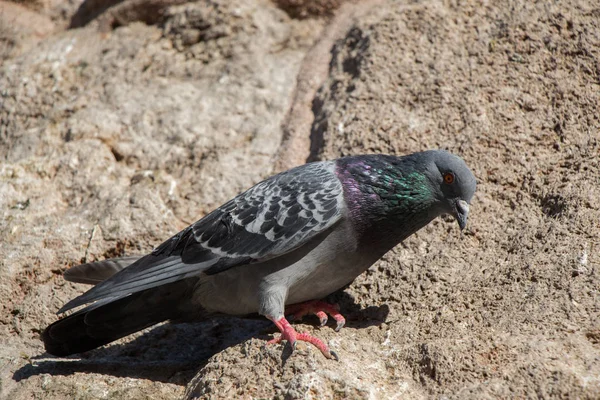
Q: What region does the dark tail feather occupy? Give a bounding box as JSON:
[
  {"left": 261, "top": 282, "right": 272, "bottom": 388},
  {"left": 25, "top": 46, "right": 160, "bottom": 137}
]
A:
[{"left": 42, "top": 278, "right": 198, "bottom": 356}]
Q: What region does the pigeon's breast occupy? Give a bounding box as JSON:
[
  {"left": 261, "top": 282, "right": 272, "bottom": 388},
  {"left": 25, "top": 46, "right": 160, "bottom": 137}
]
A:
[{"left": 283, "top": 218, "right": 380, "bottom": 304}]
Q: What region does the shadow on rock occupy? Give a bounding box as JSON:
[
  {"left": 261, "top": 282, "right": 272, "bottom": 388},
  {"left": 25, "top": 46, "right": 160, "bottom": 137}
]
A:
[
  {"left": 14, "top": 291, "right": 388, "bottom": 385},
  {"left": 69, "top": 0, "right": 123, "bottom": 28},
  {"left": 13, "top": 317, "right": 270, "bottom": 386},
  {"left": 325, "top": 289, "right": 390, "bottom": 329}
]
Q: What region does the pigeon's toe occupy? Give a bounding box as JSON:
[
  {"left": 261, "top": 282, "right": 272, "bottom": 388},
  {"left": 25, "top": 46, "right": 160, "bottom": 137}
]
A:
[
  {"left": 285, "top": 300, "right": 346, "bottom": 332},
  {"left": 315, "top": 311, "right": 328, "bottom": 326},
  {"left": 267, "top": 316, "right": 337, "bottom": 360}
]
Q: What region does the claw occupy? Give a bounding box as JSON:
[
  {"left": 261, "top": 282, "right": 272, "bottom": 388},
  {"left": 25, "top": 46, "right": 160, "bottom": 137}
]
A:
[
  {"left": 315, "top": 311, "right": 328, "bottom": 326},
  {"left": 329, "top": 350, "right": 339, "bottom": 361}
]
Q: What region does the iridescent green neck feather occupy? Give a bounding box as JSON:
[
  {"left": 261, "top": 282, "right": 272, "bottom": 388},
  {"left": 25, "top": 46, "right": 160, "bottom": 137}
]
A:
[{"left": 336, "top": 154, "right": 440, "bottom": 247}]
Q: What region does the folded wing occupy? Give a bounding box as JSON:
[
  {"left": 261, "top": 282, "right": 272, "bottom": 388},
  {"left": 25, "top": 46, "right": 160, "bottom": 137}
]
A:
[{"left": 59, "top": 161, "right": 345, "bottom": 314}]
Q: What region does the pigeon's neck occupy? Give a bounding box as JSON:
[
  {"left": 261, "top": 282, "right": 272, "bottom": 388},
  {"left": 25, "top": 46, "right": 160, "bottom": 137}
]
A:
[{"left": 335, "top": 156, "right": 443, "bottom": 249}]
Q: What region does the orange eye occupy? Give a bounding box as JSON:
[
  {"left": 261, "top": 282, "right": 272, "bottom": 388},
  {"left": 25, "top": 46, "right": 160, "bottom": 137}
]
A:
[{"left": 443, "top": 172, "right": 455, "bottom": 184}]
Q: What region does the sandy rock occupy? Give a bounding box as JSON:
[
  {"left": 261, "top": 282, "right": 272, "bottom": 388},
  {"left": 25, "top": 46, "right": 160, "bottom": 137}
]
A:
[
  {"left": 0, "top": 1, "right": 56, "bottom": 60},
  {"left": 1, "top": 0, "right": 599, "bottom": 399}
]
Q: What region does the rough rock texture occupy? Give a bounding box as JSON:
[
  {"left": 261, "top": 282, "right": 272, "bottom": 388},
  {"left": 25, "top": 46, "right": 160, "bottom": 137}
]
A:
[
  {"left": 0, "top": 1, "right": 57, "bottom": 60},
  {"left": 1, "top": 0, "right": 599, "bottom": 399}
]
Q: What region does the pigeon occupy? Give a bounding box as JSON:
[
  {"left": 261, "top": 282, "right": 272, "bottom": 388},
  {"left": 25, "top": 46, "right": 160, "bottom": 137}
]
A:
[{"left": 42, "top": 150, "right": 476, "bottom": 359}]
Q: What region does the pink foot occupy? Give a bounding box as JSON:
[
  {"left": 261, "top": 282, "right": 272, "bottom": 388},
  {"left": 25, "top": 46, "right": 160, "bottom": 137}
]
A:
[
  {"left": 285, "top": 300, "right": 346, "bottom": 332},
  {"left": 267, "top": 316, "right": 338, "bottom": 360}
]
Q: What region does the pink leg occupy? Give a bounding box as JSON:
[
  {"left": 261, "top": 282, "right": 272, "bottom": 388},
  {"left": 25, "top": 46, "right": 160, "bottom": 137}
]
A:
[
  {"left": 266, "top": 316, "right": 338, "bottom": 360},
  {"left": 286, "top": 300, "right": 346, "bottom": 332}
]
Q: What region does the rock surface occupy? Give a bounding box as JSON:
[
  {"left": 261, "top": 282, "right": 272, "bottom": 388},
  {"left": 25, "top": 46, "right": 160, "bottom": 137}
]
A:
[{"left": 1, "top": 0, "right": 599, "bottom": 399}]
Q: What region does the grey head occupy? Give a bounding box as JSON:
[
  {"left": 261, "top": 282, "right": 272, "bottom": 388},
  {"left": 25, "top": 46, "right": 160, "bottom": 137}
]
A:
[
  {"left": 418, "top": 149, "right": 477, "bottom": 230},
  {"left": 337, "top": 149, "right": 476, "bottom": 235}
]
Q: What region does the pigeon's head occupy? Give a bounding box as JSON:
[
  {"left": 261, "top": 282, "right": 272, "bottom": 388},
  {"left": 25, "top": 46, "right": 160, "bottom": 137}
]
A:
[
  {"left": 337, "top": 151, "right": 476, "bottom": 232},
  {"left": 421, "top": 150, "right": 477, "bottom": 230}
]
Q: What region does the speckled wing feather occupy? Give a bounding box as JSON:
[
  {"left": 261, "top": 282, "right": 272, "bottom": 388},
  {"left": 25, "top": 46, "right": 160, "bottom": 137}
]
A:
[{"left": 58, "top": 161, "right": 344, "bottom": 314}]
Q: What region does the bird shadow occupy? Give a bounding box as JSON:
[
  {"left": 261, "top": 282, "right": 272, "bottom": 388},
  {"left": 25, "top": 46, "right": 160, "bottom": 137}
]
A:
[
  {"left": 325, "top": 289, "right": 390, "bottom": 329},
  {"left": 13, "top": 317, "right": 269, "bottom": 386},
  {"left": 13, "top": 292, "right": 389, "bottom": 385}
]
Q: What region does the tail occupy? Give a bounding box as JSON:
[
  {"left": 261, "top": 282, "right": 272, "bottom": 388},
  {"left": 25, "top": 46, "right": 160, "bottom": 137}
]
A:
[
  {"left": 42, "top": 278, "right": 198, "bottom": 356},
  {"left": 63, "top": 256, "right": 141, "bottom": 285}
]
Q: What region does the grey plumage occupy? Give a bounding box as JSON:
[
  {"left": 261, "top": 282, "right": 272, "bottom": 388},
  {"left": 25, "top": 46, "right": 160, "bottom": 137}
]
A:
[
  {"left": 43, "top": 150, "right": 476, "bottom": 357},
  {"left": 63, "top": 256, "right": 139, "bottom": 285}
]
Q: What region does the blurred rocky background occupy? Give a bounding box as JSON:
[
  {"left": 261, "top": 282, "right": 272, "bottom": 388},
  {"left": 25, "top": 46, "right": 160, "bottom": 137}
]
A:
[{"left": 1, "top": 0, "right": 598, "bottom": 398}]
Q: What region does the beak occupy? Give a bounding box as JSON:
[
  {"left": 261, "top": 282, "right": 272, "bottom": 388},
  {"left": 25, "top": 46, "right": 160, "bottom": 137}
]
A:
[{"left": 453, "top": 199, "right": 470, "bottom": 231}]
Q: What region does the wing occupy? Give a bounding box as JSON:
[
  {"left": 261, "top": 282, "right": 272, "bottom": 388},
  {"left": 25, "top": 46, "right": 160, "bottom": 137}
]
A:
[{"left": 58, "top": 160, "right": 345, "bottom": 314}]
